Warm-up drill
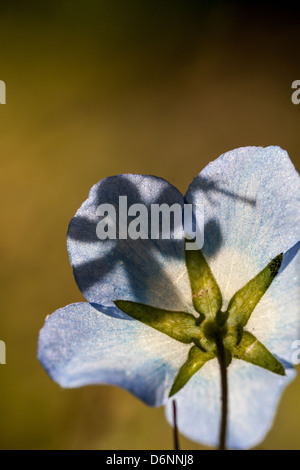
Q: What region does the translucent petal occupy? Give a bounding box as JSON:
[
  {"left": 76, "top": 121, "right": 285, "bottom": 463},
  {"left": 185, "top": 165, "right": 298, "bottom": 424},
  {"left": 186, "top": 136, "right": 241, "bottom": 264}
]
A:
[
  {"left": 38, "top": 302, "right": 190, "bottom": 406},
  {"left": 67, "top": 175, "right": 194, "bottom": 314},
  {"left": 185, "top": 146, "right": 300, "bottom": 361},
  {"left": 165, "top": 358, "right": 296, "bottom": 449}
]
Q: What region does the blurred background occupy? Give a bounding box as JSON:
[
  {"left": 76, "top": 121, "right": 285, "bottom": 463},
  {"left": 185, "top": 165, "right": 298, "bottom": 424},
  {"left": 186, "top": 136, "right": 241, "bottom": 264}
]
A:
[{"left": 0, "top": 1, "right": 299, "bottom": 449}]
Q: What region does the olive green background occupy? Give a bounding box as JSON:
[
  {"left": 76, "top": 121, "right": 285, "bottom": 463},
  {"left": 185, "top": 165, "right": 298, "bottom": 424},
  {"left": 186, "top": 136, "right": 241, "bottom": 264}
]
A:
[{"left": 0, "top": 2, "right": 299, "bottom": 449}]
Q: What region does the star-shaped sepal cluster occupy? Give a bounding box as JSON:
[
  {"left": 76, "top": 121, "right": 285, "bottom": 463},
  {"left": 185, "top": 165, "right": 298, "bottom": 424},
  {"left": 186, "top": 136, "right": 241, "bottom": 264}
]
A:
[{"left": 115, "top": 241, "right": 285, "bottom": 397}]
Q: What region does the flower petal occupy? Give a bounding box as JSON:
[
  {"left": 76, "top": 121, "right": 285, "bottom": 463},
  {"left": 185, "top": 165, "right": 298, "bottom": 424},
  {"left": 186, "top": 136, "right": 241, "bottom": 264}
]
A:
[
  {"left": 185, "top": 146, "right": 300, "bottom": 361},
  {"left": 38, "top": 302, "right": 191, "bottom": 406},
  {"left": 67, "top": 175, "right": 193, "bottom": 314},
  {"left": 166, "top": 358, "right": 296, "bottom": 449}
]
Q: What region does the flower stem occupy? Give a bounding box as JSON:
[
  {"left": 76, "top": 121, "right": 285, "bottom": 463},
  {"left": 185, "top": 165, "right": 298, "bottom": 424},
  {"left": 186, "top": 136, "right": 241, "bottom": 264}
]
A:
[
  {"left": 216, "top": 336, "right": 228, "bottom": 451},
  {"left": 172, "top": 400, "right": 180, "bottom": 451}
]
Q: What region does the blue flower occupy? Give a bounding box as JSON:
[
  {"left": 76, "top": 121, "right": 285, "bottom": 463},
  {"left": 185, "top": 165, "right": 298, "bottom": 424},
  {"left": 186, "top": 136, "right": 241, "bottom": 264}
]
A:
[{"left": 38, "top": 146, "right": 300, "bottom": 449}]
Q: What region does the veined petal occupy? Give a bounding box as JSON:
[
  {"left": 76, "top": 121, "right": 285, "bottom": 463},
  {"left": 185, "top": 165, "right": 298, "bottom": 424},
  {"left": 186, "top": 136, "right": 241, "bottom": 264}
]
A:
[
  {"left": 67, "top": 175, "right": 194, "bottom": 314},
  {"left": 38, "top": 302, "right": 191, "bottom": 406},
  {"left": 165, "top": 358, "right": 296, "bottom": 449},
  {"left": 185, "top": 146, "right": 300, "bottom": 361}
]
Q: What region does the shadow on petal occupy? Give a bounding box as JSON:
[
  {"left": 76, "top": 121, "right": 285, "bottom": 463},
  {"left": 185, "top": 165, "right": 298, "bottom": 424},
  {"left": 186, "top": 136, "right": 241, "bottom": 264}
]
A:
[
  {"left": 189, "top": 175, "right": 257, "bottom": 207},
  {"left": 68, "top": 174, "right": 257, "bottom": 316}
]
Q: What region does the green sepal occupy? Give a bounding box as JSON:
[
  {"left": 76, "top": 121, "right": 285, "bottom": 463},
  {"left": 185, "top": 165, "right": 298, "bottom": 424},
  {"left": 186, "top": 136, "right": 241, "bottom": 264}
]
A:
[
  {"left": 185, "top": 242, "right": 222, "bottom": 319},
  {"left": 216, "top": 310, "right": 229, "bottom": 327},
  {"left": 114, "top": 300, "right": 202, "bottom": 344},
  {"left": 232, "top": 331, "right": 285, "bottom": 376},
  {"left": 169, "top": 345, "right": 215, "bottom": 397},
  {"left": 227, "top": 253, "right": 283, "bottom": 328}
]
